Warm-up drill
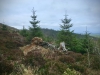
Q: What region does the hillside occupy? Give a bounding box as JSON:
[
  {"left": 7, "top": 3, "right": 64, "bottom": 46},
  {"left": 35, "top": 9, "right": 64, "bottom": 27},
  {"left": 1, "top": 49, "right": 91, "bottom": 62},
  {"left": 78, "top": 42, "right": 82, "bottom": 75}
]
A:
[
  {"left": 41, "top": 28, "right": 59, "bottom": 39},
  {"left": 0, "top": 23, "right": 100, "bottom": 75},
  {"left": 41, "top": 28, "right": 86, "bottom": 39},
  {"left": 0, "top": 23, "right": 18, "bottom": 32},
  {"left": 0, "top": 29, "right": 25, "bottom": 74},
  {"left": 0, "top": 36, "right": 100, "bottom": 75}
]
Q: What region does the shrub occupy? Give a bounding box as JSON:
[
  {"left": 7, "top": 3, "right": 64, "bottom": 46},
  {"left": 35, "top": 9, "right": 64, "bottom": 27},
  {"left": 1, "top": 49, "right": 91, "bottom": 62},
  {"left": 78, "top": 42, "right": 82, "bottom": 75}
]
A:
[
  {"left": 10, "top": 64, "right": 35, "bottom": 75},
  {"left": 39, "top": 61, "right": 67, "bottom": 75},
  {"left": 67, "top": 51, "right": 83, "bottom": 61},
  {"left": 91, "top": 55, "right": 100, "bottom": 70},
  {"left": 0, "top": 60, "right": 14, "bottom": 75},
  {"left": 55, "top": 50, "right": 63, "bottom": 56},
  {"left": 23, "top": 50, "right": 45, "bottom": 67},
  {"left": 0, "top": 49, "right": 24, "bottom": 75},
  {"left": 63, "top": 68, "right": 81, "bottom": 75},
  {"left": 43, "top": 50, "right": 58, "bottom": 61},
  {"left": 70, "top": 64, "right": 86, "bottom": 74},
  {"left": 59, "top": 55, "right": 75, "bottom": 64}
]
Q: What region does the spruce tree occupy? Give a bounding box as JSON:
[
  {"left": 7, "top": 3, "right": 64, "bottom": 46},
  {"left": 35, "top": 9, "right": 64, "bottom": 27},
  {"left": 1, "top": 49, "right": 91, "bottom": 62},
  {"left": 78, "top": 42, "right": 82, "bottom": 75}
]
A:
[
  {"left": 58, "top": 14, "right": 74, "bottom": 49},
  {"left": 28, "top": 8, "right": 43, "bottom": 41}
]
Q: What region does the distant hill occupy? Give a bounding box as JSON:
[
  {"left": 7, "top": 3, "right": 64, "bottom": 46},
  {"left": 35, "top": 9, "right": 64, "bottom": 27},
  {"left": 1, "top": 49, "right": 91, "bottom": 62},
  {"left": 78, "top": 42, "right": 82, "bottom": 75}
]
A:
[
  {"left": 41, "top": 28, "right": 59, "bottom": 39},
  {"left": 41, "top": 28, "right": 86, "bottom": 39},
  {"left": 0, "top": 23, "right": 97, "bottom": 40},
  {"left": 41, "top": 28, "right": 99, "bottom": 41},
  {"left": 90, "top": 33, "right": 100, "bottom": 38}
]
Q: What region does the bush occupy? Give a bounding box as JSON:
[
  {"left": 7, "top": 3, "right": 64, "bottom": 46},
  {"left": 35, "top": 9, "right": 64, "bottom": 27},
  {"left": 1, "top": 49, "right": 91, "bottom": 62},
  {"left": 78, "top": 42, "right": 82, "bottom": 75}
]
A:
[
  {"left": 59, "top": 55, "right": 75, "bottom": 64},
  {"left": 70, "top": 64, "right": 86, "bottom": 74},
  {"left": 68, "top": 52, "right": 83, "bottom": 61},
  {"left": 39, "top": 61, "right": 67, "bottom": 75},
  {"left": 10, "top": 64, "right": 35, "bottom": 75},
  {"left": 0, "top": 49, "right": 24, "bottom": 75},
  {"left": 0, "top": 60, "right": 14, "bottom": 75},
  {"left": 23, "top": 50, "right": 45, "bottom": 67},
  {"left": 91, "top": 55, "right": 100, "bottom": 70},
  {"left": 63, "top": 68, "right": 81, "bottom": 75}
]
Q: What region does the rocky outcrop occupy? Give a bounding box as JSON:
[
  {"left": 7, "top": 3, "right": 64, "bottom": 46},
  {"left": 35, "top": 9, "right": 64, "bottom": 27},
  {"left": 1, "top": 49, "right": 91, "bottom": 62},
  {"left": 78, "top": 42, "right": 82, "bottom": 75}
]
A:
[
  {"left": 20, "top": 37, "right": 69, "bottom": 56},
  {"left": 20, "top": 37, "right": 58, "bottom": 56}
]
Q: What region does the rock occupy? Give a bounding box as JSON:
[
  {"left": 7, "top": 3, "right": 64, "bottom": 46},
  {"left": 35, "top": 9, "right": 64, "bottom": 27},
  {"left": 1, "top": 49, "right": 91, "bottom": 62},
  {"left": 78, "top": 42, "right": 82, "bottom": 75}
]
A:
[{"left": 31, "top": 37, "right": 43, "bottom": 45}]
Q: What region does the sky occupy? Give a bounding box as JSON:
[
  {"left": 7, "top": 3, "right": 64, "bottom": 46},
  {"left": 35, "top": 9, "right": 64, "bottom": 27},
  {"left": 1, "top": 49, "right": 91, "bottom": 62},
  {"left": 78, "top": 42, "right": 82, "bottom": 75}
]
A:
[{"left": 0, "top": 0, "right": 100, "bottom": 33}]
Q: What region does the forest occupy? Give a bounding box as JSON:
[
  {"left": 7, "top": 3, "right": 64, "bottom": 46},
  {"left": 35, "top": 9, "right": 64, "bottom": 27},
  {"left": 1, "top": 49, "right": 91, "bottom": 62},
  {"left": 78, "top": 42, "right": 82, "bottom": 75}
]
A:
[{"left": 0, "top": 8, "right": 100, "bottom": 75}]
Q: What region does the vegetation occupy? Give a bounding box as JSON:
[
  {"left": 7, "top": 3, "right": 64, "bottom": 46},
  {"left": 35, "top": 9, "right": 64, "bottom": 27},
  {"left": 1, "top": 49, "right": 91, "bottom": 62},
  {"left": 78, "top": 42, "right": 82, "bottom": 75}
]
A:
[
  {"left": 63, "top": 68, "right": 81, "bottom": 75},
  {"left": 1, "top": 24, "right": 8, "bottom": 31},
  {"left": 0, "top": 8, "right": 100, "bottom": 75},
  {"left": 19, "top": 8, "right": 43, "bottom": 43},
  {"left": 19, "top": 26, "right": 28, "bottom": 37},
  {"left": 57, "top": 14, "right": 73, "bottom": 46},
  {"left": 57, "top": 14, "right": 87, "bottom": 54},
  {"left": 28, "top": 8, "right": 43, "bottom": 42}
]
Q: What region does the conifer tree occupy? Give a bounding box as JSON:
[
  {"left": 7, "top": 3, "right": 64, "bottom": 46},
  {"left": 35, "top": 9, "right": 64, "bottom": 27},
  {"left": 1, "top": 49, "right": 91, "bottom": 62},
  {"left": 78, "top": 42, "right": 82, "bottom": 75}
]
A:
[
  {"left": 58, "top": 14, "right": 74, "bottom": 49},
  {"left": 58, "top": 14, "right": 88, "bottom": 53},
  {"left": 28, "top": 7, "right": 43, "bottom": 41}
]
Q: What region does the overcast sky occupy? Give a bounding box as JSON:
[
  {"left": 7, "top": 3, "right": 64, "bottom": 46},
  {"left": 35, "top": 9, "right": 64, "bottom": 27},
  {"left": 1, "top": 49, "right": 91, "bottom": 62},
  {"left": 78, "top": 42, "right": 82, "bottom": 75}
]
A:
[{"left": 0, "top": 0, "right": 100, "bottom": 33}]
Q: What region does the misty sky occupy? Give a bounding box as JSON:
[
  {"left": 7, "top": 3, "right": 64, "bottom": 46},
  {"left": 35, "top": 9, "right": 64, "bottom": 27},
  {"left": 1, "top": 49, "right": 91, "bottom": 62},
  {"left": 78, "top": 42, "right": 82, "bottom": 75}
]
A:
[{"left": 0, "top": 0, "right": 100, "bottom": 33}]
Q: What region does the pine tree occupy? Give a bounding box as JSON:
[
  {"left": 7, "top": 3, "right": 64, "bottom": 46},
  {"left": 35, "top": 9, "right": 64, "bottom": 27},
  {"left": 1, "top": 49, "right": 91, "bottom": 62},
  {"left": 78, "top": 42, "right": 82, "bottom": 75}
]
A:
[
  {"left": 57, "top": 14, "right": 74, "bottom": 49},
  {"left": 58, "top": 14, "right": 87, "bottom": 53},
  {"left": 28, "top": 8, "right": 43, "bottom": 41},
  {"left": 60, "top": 14, "right": 73, "bottom": 30}
]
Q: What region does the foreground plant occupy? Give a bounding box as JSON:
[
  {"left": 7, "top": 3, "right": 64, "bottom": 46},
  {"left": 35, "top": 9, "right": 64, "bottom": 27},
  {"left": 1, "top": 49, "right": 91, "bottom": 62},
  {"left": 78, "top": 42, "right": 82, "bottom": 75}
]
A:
[{"left": 63, "top": 68, "right": 81, "bottom": 75}]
